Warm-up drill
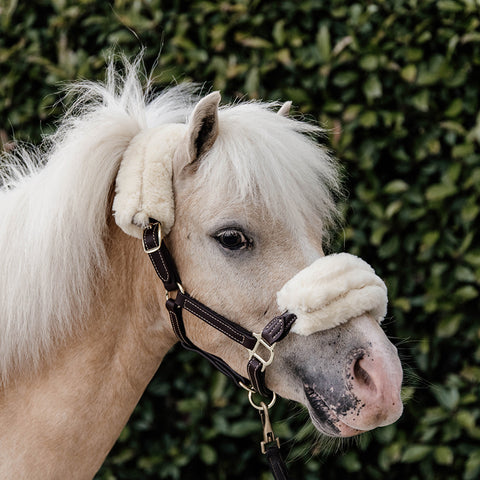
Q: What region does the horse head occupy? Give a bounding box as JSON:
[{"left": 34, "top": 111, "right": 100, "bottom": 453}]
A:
[{"left": 113, "top": 91, "right": 403, "bottom": 438}]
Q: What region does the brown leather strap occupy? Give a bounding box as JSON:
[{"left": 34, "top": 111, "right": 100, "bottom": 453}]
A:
[
  {"left": 143, "top": 222, "right": 181, "bottom": 291},
  {"left": 264, "top": 442, "right": 291, "bottom": 480},
  {"left": 143, "top": 220, "right": 296, "bottom": 480},
  {"left": 166, "top": 297, "right": 251, "bottom": 389},
  {"left": 262, "top": 313, "right": 297, "bottom": 345},
  {"left": 175, "top": 292, "right": 257, "bottom": 350},
  {"left": 247, "top": 313, "right": 297, "bottom": 396}
]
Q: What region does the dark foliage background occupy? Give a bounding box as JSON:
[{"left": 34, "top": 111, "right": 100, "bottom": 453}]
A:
[{"left": 1, "top": 1, "right": 479, "bottom": 479}]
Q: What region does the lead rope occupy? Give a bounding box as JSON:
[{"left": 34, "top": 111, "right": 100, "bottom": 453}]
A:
[
  {"left": 142, "top": 221, "right": 293, "bottom": 479},
  {"left": 245, "top": 389, "right": 292, "bottom": 480}
]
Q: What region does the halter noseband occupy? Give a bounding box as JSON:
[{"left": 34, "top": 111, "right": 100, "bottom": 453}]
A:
[{"left": 142, "top": 220, "right": 297, "bottom": 398}]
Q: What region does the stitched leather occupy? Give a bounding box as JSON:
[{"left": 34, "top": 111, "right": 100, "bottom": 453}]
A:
[
  {"left": 247, "top": 356, "right": 271, "bottom": 397},
  {"left": 143, "top": 223, "right": 180, "bottom": 291},
  {"left": 262, "top": 313, "right": 297, "bottom": 345},
  {"left": 176, "top": 292, "right": 257, "bottom": 350},
  {"left": 166, "top": 297, "right": 250, "bottom": 388}
]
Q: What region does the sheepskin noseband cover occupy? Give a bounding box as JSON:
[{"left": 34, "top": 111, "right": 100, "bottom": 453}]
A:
[
  {"left": 277, "top": 253, "right": 388, "bottom": 335},
  {"left": 113, "top": 123, "right": 187, "bottom": 239}
]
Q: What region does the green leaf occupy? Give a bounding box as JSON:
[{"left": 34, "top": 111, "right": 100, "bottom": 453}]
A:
[
  {"left": 401, "top": 445, "right": 432, "bottom": 463},
  {"left": 200, "top": 444, "right": 217, "bottom": 465},
  {"left": 385, "top": 200, "right": 402, "bottom": 218},
  {"left": 425, "top": 183, "right": 457, "bottom": 201},
  {"left": 432, "top": 386, "right": 460, "bottom": 410},
  {"left": 411, "top": 89, "right": 430, "bottom": 112},
  {"left": 272, "top": 20, "right": 286, "bottom": 46},
  {"left": 454, "top": 285, "right": 478, "bottom": 302},
  {"left": 437, "top": 0, "right": 464, "bottom": 12},
  {"left": 244, "top": 67, "right": 259, "bottom": 96},
  {"left": 436, "top": 314, "right": 462, "bottom": 338},
  {"left": 332, "top": 71, "right": 359, "bottom": 87},
  {"left": 234, "top": 33, "right": 271, "bottom": 49},
  {"left": 384, "top": 180, "right": 409, "bottom": 194},
  {"left": 434, "top": 446, "right": 454, "bottom": 465},
  {"left": 452, "top": 142, "right": 475, "bottom": 158},
  {"left": 461, "top": 366, "right": 480, "bottom": 382},
  {"left": 371, "top": 224, "right": 389, "bottom": 246},
  {"left": 316, "top": 24, "right": 331, "bottom": 62},
  {"left": 363, "top": 74, "right": 382, "bottom": 101},
  {"left": 465, "top": 251, "right": 480, "bottom": 267},
  {"left": 228, "top": 420, "right": 259, "bottom": 437},
  {"left": 359, "top": 54, "right": 379, "bottom": 71},
  {"left": 359, "top": 110, "right": 377, "bottom": 127},
  {"left": 393, "top": 297, "right": 411, "bottom": 312},
  {"left": 465, "top": 451, "right": 480, "bottom": 480},
  {"left": 339, "top": 451, "right": 362, "bottom": 472},
  {"left": 421, "top": 230, "right": 440, "bottom": 250},
  {"left": 445, "top": 98, "right": 463, "bottom": 117},
  {"left": 400, "top": 64, "right": 417, "bottom": 83}
]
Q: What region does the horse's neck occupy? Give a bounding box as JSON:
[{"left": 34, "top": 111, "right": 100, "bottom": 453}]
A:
[{"left": 0, "top": 226, "right": 175, "bottom": 480}]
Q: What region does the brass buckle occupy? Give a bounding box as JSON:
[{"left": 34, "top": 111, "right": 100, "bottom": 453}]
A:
[
  {"left": 143, "top": 222, "right": 162, "bottom": 254},
  {"left": 165, "top": 282, "right": 185, "bottom": 301},
  {"left": 248, "top": 333, "right": 275, "bottom": 372}
]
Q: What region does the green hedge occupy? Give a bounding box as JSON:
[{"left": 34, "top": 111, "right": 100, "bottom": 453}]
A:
[{"left": 1, "top": 1, "right": 479, "bottom": 479}]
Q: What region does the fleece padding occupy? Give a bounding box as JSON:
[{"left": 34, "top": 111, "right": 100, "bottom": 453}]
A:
[
  {"left": 277, "top": 253, "right": 387, "bottom": 335},
  {"left": 113, "top": 123, "right": 187, "bottom": 238}
]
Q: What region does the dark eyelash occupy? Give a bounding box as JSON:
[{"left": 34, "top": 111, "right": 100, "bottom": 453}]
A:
[{"left": 214, "top": 228, "right": 253, "bottom": 251}]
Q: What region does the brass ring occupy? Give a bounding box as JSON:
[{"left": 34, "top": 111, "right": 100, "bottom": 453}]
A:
[
  {"left": 248, "top": 390, "right": 276, "bottom": 410},
  {"left": 239, "top": 382, "right": 257, "bottom": 394}
]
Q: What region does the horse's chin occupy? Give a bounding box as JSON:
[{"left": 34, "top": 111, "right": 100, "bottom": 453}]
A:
[{"left": 304, "top": 385, "right": 365, "bottom": 438}]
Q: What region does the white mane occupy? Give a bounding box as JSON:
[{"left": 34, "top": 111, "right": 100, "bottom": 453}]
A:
[
  {"left": 0, "top": 60, "right": 341, "bottom": 384},
  {"left": 0, "top": 61, "right": 197, "bottom": 384}
]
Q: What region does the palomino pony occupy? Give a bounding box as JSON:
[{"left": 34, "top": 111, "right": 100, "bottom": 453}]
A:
[{"left": 0, "top": 62, "right": 403, "bottom": 479}]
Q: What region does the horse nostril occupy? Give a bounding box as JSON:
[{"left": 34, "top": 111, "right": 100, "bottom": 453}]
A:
[{"left": 353, "top": 357, "right": 376, "bottom": 393}]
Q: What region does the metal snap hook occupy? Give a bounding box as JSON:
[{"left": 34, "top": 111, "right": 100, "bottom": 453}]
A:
[{"left": 259, "top": 401, "right": 281, "bottom": 454}]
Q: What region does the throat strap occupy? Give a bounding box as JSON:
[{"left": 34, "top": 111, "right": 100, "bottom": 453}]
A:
[
  {"left": 175, "top": 291, "right": 257, "bottom": 349},
  {"left": 165, "top": 293, "right": 252, "bottom": 389}
]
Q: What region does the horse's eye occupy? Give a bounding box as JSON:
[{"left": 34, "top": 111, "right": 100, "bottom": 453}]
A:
[{"left": 214, "top": 229, "right": 251, "bottom": 251}]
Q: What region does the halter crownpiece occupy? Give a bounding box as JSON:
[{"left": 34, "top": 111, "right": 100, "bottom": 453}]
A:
[{"left": 277, "top": 253, "right": 388, "bottom": 336}]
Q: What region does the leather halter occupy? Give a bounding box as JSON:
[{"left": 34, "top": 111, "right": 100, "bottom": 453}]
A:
[
  {"left": 143, "top": 220, "right": 296, "bottom": 479},
  {"left": 142, "top": 221, "right": 297, "bottom": 398}
]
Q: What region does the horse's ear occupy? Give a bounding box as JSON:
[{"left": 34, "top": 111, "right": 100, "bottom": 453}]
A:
[
  {"left": 186, "top": 91, "right": 221, "bottom": 164},
  {"left": 277, "top": 101, "right": 292, "bottom": 117}
]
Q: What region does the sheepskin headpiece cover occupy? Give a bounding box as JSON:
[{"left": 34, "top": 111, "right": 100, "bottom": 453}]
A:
[{"left": 113, "top": 123, "right": 187, "bottom": 239}]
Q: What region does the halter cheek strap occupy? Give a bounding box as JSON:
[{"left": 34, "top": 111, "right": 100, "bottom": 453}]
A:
[{"left": 143, "top": 221, "right": 297, "bottom": 398}]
